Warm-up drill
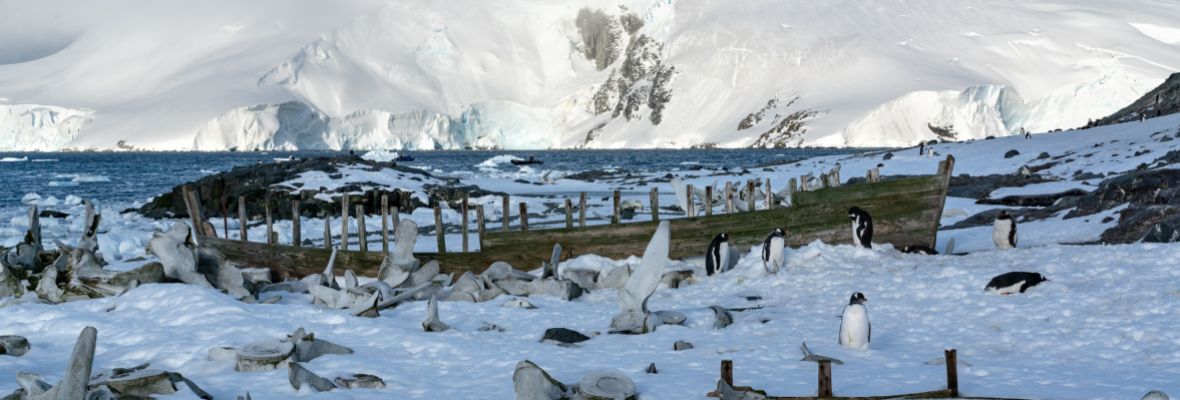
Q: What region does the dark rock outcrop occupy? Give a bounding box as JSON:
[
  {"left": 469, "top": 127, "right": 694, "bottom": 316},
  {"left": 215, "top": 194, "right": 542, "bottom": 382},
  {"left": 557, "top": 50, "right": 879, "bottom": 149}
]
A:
[{"left": 1095, "top": 72, "right": 1180, "bottom": 126}]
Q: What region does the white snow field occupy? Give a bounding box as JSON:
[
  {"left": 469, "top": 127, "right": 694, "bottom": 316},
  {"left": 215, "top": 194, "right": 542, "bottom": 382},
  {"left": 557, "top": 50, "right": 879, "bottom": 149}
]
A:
[{"left": 3, "top": 0, "right": 1180, "bottom": 150}]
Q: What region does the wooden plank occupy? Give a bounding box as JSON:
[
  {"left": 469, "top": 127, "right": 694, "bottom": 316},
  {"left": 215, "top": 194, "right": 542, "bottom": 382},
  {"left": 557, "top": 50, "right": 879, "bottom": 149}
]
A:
[
  {"left": 945, "top": 349, "right": 958, "bottom": 397},
  {"left": 292, "top": 200, "right": 301, "bottom": 247},
  {"left": 705, "top": 186, "right": 713, "bottom": 216},
  {"left": 818, "top": 361, "right": 832, "bottom": 398},
  {"left": 721, "top": 360, "right": 733, "bottom": 386},
  {"left": 381, "top": 195, "right": 389, "bottom": 253},
  {"left": 725, "top": 182, "right": 734, "bottom": 214},
  {"left": 686, "top": 184, "right": 694, "bottom": 217},
  {"left": 237, "top": 196, "right": 247, "bottom": 242},
  {"left": 931, "top": 155, "right": 955, "bottom": 249},
  {"left": 476, "top": 205, "right": 486, "bottom": 250},
  {"left": 565, "top": 198, "right": 574, "bottom": 228},
  {"left": 612, "top": 190, "right": 621, "bottom": 224},
  {"left": 461, "top": 192, "right": 470, "bottom": 253},
  {"left": 356, "top": 205, "right": 367, "bottom": 253},
  {"left": 322, "top": 211, "right": 331, "bottom": 250},
  {"left": 265, "top": 201, "right": 274, "bottom": 245},
  {"left": 650, "top": 188, "right": 659, "bottom": 221},
  {"left": 501, "top": 194, "right": 510, "bottom": 232},
  {"left": 434, "top": 205, "right": 446, "bottom": 253},
  {"left": 579, "top": 192, "right": 587, "bottom": 227},
  {"left": 765, "top": 179, "right": 773, "bottom": 209},
  {"left": 340, "top": 195, "right": 350, "bottom": 251},
  {"left": 519, "top": 202, "right": 529, "bottom": 231},
  {"left": 197, "top": 235, "right": 487, "bottom": 278}
]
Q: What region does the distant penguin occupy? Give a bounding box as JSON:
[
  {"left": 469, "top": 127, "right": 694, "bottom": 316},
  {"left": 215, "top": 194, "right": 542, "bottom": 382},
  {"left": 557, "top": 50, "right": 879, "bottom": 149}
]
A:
[
  {"left": 705, "top": 233, "right": 730, "bottom": 276},
  {"left": 993, "top": 211, "right": 1017, "bottom": 250},
  {"left": 761, "top": 228, "right": 786, "bottom": 273},
  {"left": 849, "top": 207, "right": 873, "bottom": 248},
  {"left": 838, "top": 292, "right": 870, "bottom": 350},
  {"left": 985, "top": 271, "right": 1048, "bottom": 295},
  {"left": 901, "top": 244, "right": 938, "bottom": 255}
]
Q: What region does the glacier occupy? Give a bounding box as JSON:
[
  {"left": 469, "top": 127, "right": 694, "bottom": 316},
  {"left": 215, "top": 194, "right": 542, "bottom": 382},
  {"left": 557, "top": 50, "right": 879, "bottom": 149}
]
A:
[
  {"left": 2, "top": 0, "right": 1180, "bottom": 150},
  {"left": 0, "top": 103, "right": 92, "bottom": 151}
]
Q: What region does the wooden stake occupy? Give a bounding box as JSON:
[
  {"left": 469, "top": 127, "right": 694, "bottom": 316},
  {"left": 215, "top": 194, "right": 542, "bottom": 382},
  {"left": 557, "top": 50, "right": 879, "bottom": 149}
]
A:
[
  {"left": 818, "top": 360, "right": 833, "bottom": 398},
  {"left": 945, "top": 349, "right": 959, "bottom": 397},
  {"left": 339, "top": 195, "right": 350, "bottom": 250},
  {"left": 746, "top": 181, "right": 756, "bottom": 212},
  {"left": 721, "top": 360, "right": 733, "bottom": 386},
  {"left": 237, "top": 196, "right": 248, "bottom": 242},
  {"left": 476, "top": 205, "right": 486, "bottom": 250},
  {"left": 705, "top": 186, "right": 714, "bottom": 216},
  {"left": 724, "top": 182, "right": 734, "bottom": 213},
  {"left": 579, "top": 192, "right": 587, "bottom": 227},
  {"left": 685, "top": 184, "right": 694, "bottom": 217},
  {"left": 789, "top": 178, "right": 797, "bottom": 199},
  {"left": 519, "top": 202, "right": 529, "bottom": 231},
  {"left": 565, "top": 198, "right": 574, "bottom": 228},
  {"left": 292, "top": 200, "right": 301, "bottom": 247},
  {"left": 501, "top": 194, "right": 510, "bottom": 232},
  {"left": 221, "top": 195, "right": 228, "bottom": 239},
  {"left": 612, "top": 190, "right": 621, "bottom": 224},
  {"left": 434, "top": 205, "right": 446, "bottom": 253},
  {"left": 650, "top": 187, "right": 659, "bottom": 222},
  {"left": 322, "top": 211, "right": 331, "bottom": 250},
  {"left": 764, "top": 178, "right": 773, "bottom": 209},
  {"left": 461, "top": 192, "right": 470, "bottom": 253},
  {"left": 182, "top": 185, "right": 203, "bottom": 236},
  {"left": 356, "top": 205, "right": 367, "bottom": 253},
  {"left": 379, "top": 196, "right": 389, "bottom": 252},
  {"left": 265, "top": 201, "right": 274, "bottom": 245},
  {"left": 390, "top": 205, "right": 400, "bottom": 229}
]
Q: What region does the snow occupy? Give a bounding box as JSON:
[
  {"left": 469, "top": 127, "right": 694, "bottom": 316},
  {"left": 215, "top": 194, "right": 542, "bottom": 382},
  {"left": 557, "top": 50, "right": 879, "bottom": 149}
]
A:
[
  {"left": 3, "top": 0, "right": 1180, "bottom": 150},
  {"left": 988, "top": 180, "right": 1095, "bottom": 198}
]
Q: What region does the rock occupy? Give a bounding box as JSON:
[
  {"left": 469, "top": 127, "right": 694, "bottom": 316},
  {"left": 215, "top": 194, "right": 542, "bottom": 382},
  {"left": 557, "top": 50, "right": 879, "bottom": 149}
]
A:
[
  {"left": 1144, "top": 222, "right": 1180, "bottom": 243},
  {"left": 1036, "top": 152, "right": 1051, "bottom": 160},
  {"left": 0, "top": 263, "right": 26, "bottom": 299},
  {"left": 512, "top": 360, "right": 569, "bottom": 400},
  {"left": 710, "top": 305, "right": 733, "bottom": 329},
  {"left": 235, "top": 340, "right": 294, "bottom": 372},
  {"left": 421, "top": 295, "right": 451, "bottom": 332},
  {"left": 610, "top": 221, "right": 669, "bottom": 334},
  {"left": 673, "top": 340, "right": 694, "bottom": 351},
  {"left": 540, "top": 328, "right": 590, "bottom": 345},
  {"left": 596, "top": 266, "right": 630, "bottom": 289},
  {"left": 563, "top": 269, "right": 599, "bottom": 291},
  {"left": 334, "top": 374, "right": 386, "bottom": 390},
  {"left": 1143, "top": 390, "right": 1170, "bottom": 400},
  {"left": 576, "top": 371, "right": 637, "bottom": 400},
  {"left": 288, "top": 328, "right": 353, "bottom": 363},
  {"left": 882, "top": 152, "right": 893, "bottom": 160},
  {"left": 653, "top": 310, "right": 687, "bottom": 325},
  {"left": 502, "top": 298, "right": 538, "bottom": 309},
  {"left": 660, "top": 270, "right": 693, "bottom": 289},
  {"left": 288, "top": 362, "right": 335, "bottom": 392},
  {"left": 90, "top": 366, "right": 177, "bottom": 397},
  {"left": 717, "top": 378, "right": 767, "bottom": 400},
  {"left": 1004, "top": 149, "right": 1020, "bottom": 158},
  {"left": 644, "top": 363, "right": 658, "bottom": 374},
  {"left": 0, "top": 336, "right": 29, "bottom": 357},
  {"left": 479, "top": 323, "right": 505, "bottom": 332}
]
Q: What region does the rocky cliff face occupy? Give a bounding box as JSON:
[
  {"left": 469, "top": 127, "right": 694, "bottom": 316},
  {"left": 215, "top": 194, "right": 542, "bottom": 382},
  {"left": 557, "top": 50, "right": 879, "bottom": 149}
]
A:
[{"left": 1095, "top": 72, "right": 1180, "bottom": 126}]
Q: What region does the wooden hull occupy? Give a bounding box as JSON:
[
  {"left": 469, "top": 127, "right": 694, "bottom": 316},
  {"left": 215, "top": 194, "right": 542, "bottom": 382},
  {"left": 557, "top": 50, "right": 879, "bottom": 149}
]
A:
[{"left": 199, "top": 158, "right": 953, "bottom": 278}]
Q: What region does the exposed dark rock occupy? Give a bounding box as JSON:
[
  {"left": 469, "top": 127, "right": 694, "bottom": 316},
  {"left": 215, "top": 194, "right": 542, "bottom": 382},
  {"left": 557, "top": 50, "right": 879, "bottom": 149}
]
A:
[
  {"left": 947, "top": 174, "right": 1051, "bottom": 200},
  {"left": 882, "top": 152, "right": 894, "bottom": 160},
  {"left": 977, "top": 189, "right": 1089, "bottom": 207},
  {"left": 1004, "top": 149, "right": 1020, "bottom": 158},
  {"left": 1036, "top": 152, "right": 1051, "bottom": 160},
  {"left": 1143, "top": 220, "right": 1180, "bottom": 243},
  {"left": 541, "top": 328, "right": 591, "bottom": 345},
  {"left": 38, "top": 210, "right": 69, "bottom": 219},
  {"left": 1056, "top": 169, "right": 1180, "bottom": 243},
  {"left": 673, "top": 340, "right": 694, "bottom": 351},
  {"left": 942, "top": 208, "right": 1062, "bottom": 230},
  {"left": 1095, "top": 72, "right": 1180, "bottom": 126}
]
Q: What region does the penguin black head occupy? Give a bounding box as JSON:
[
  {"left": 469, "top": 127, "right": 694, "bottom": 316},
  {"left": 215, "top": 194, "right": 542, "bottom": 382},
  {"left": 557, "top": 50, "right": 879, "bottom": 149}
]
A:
[
  {"left": 771, "top": 228, "right": 785, "bottom": 237},
  {"left": 849, "top": 292, "right": 868, "bottom": 305},
  {"left": 1030, "top": 273, "right": 1048, "bottom": 284},
  {"left": 849, "top": 207, "right": 863, "bottom": 220},
  {"left": 719, "top": 232, "right": 729, "bottom": 242},
  {"left": 997, "top": 210, "right": 1011, "bottom": 220}
]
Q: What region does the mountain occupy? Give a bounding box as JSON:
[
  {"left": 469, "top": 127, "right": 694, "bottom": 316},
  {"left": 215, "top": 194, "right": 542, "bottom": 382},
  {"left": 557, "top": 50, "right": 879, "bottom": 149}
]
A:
[{"left": 2, "top": 0, "right": 1179, "bottom": 151}]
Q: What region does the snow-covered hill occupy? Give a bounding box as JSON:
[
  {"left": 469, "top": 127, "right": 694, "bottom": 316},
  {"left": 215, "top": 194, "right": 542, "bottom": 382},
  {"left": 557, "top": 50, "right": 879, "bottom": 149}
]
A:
[{"left": 2, "top": 0, "right": 1180, "bottom": 150}]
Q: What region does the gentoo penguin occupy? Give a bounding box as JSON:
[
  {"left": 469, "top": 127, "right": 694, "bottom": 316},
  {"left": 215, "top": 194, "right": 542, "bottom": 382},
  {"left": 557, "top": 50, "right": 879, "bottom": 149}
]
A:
[
  {"left": 761, "top": 228, "right": 786, "bottom": 273},
  {"left": 848, "top": 207, "right": 873, "bottom": 248},
  {"left": 993, "top": 211, "right": 1017, "bottom": 250},
  {"left": 838, "top": 292, "right": 870, "bottom": 350},
  {"left": 901, "top": 244, "right": 938, "bottom": 255},
  {"left": 985, "top": 271, "right": 1048, "bottom": 295},
  {"left": 705, "top": 233, "right": 730, "bottom": 276}
]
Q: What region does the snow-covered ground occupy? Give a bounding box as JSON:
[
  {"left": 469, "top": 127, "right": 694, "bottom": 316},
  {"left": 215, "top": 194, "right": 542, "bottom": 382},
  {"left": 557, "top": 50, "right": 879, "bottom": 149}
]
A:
[
  {"left": 3, "top": 0, "right": 1180, "bottom": 150},
  {"left": 3, "top": 116, "right": 1180, "bottom": 398}
]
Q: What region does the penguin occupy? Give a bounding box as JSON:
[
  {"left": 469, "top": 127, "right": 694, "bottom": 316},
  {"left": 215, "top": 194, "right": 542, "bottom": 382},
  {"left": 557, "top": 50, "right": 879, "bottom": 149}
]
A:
[
  {"left": 985, "top": 271, "right": 1048, "bottom": 295},
  {"left": 838, "top": 292, "right": 870, "bottom": 350},
  {"left": 901, "top": 244, "right": 938, "bottom": 255},
  {"left": 761, "top": 228, "right": 786, "bottom": 273},
  {"left": 705, "top": 233, "right": 730, "bottom": 276},
  {"left": 993, "top": 210, "right": 1017, "bottom": 250},
  {"left": 848, "top": 207, "right": 873, "bottom": 248}
]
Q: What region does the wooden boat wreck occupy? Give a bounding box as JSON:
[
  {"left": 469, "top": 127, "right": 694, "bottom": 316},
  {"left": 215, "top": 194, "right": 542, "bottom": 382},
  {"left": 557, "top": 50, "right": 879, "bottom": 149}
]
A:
[{"left": 191, "top": 156, "right": 955, "bottom": 279}]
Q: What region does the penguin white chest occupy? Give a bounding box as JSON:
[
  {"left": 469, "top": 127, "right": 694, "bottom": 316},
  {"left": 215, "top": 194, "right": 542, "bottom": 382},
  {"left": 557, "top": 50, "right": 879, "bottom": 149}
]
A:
[
  {"left": 718, "top": 242, "right": 730, "bottom": 272},
  {"left": 851, "top": 220, "right": 861, "bottom": 246},
  {"left": 765, "top": 237, "right": 785, "bottom": 273},
  {"left": 839, "top": 304, "right": 870, "bottom": 350},
  {"left": 993, "top": 219, "right": 1015, "bottom": 250}
]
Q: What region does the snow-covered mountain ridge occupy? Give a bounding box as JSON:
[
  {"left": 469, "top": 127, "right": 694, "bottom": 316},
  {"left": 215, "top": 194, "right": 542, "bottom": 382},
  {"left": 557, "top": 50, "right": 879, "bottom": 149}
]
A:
[{"left": 2, "top": 0, "right": 1179, "bottom": 150}]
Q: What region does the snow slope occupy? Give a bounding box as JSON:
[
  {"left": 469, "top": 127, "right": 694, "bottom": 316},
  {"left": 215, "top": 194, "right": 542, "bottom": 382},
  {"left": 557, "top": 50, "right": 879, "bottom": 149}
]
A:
[{"left": 3, "top": 0, "right": 1180, "bottom": 150}]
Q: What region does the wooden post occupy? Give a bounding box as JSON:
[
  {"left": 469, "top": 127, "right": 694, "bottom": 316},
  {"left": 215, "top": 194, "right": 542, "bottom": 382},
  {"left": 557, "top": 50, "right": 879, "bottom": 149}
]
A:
[
  {"left": 818, "top": 360, "right": 833, "bottom": 398},
  {"left": 501, "top": 194, "right": 510, "bottom": 232},
  {"left": 322, "top": 212, "right": 331, "bottom": 250},
  {"left": 746, "top": 181, "right": 756, "bottom": 211},
  {"left": 340, "top": 195, "right": 352, "bottom": 250},
  {"left": 380, "top": 195, "right": 389, "bottom": 253},
  {"left": 476, "top": 205, "right": 486, "bottom": 250},
  {"left": 612, "top": 190, "right": 621, "bottom": 224},
  {"left": 579, "top": 192, "right": 587, "bottom": 227},
  {"left": 221, "top": 195, "right": 228, "bottom": 239},
  {"left": 519, "top": 202, "right": 529, "bottom": 231},
  {"left": 390, "top": 205, "right": 400, "bottom": 230},
  {"left": 650, "top": 188, "right": 659, "bottom": 221},
  {"left": 725, "top": 182, "right": 734, "bottom": 214},
  {"left": 789, "top": 178, "right": 797, "bottom": 199},
  {"left": 945, "top": 349, "right": 959, "bottom": 397},
  {"left": 237, "top": 196, "right": 247, "bottom": 242},
  {"left": 764, "top": 178, "right": 773, "bottom": 209},
  {"left": 564, "top": 198, "right": 573, "bottom": 228},
  {"left": 461, "top": 192, "right": 470, "bottom": 253},
  {"left": 265, "top": 201, "right": 274, "bottom": 245},
  {"left": 685, "top": 184, "right": 694, "bottom": 217},
  {"left": 291, "top": 200, "right": 301, "bottom": 247},
  {"left": 434, "top": 205, "right": 446, "bottom": 253},
  {"left": 356, "top": 205, "right": 367, "bottom": 253},
  {"left": 182, "top": 185, "right": 203, "bottom": 237},
  {"left": 705, "top": 186, "right": 714, "bottom": 216},
  {"left": 720, "top": 360, "right": 733, "bottom": 386}
]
